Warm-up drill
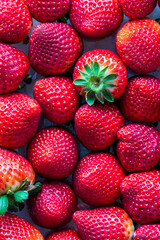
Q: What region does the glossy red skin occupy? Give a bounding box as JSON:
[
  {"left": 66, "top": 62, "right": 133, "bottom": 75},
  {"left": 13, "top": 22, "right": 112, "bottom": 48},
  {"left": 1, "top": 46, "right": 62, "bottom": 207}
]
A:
[
  {"left": 116, "top": 18, "right": 160, "bottom": 73},
  {"left": 0, "top": 0, "right": 32, "bottom": 43},
  {"left": 25, "top": 0, "right": 71, "bottom": 23},
  {"left": 29, "top": 23, "right": 83, "bottom": 76},
  {"left": 73, "top": 49, "right": 128, "bottom": 100},
  {"left": 75, "top": 102, "right": 125, "bottom": 151},
  {"left": 73, "top": 206, "right": 134, "bottom": 240},
  {"left": 27, "top": 181, "right": 77, "bottom": 229},
  {"left": 27, "top": 127, "right": 78, "bottom": 179},
  {"left": 133, "top": 224, "right": 160, "bottom": 240},
  {"left": 0, "top": 43, "right": 29, "bottom": 94},
  {"left": 120, "top": 171, "right": 160, "bottom": 224},
  {"left": 0, "top": 92, "right": 41, "bottom": 149},
  {"left": 0, "top": 147, "right": 35, "bottom": 194},
  {"left": 120, "top": 75, "right": 160, "bottom": 123},
  {"left": 33, "top": 76, "right": 80, "bottom": 124},
  {"left": 116, "top": 124, "right": 160, "bottom": 172},
  {"left": 46, "top": 229, "right": 81, "bottom": 240},
  {"left": 70, "top": 0, "right": 123, "bottom": 38},
  {"left": 120, "top": 0, "right": 157, "bottom": 19},
  {"left": 73, "top": 152, "right": 125, "bottom": 206},
  {"left": 0, "top": 213, "right": 44, "bottom": 239}
]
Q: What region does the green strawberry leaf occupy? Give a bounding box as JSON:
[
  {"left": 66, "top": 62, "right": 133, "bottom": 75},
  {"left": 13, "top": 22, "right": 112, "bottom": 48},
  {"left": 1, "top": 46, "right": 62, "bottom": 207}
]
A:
[
  {"left": 80, "top": 87, "right": 91, "bottom": 94},
  {"left": 26, "top": 182, "right": 42, "bottom": 195},
  {"left": 93, "top": 61, "right": 100, "bottom": 75},
  {"left": 14, "top": 191, "right": 29, "bottom": 203},
  {"left": 102, "top": 89, "right": 114, "bottom": 102},
  {"left": 90, "top": 61, "right": 94, "bottom": 73},
  {"left": 96, "top": 92, "right": 104, "bottom": 104},
  {"left": 98, "top": 66, "right": 109, "bottom": 77},
  {"left": 103, "top": 73, "right": 118, "bottom": 82},
  {"left": 0, "top": 195, "right": 8, "bottom": 215},
  {"left": 7, "top": 190, "right": 14, "bottom": 195},
  {"left": 78, "top": 70, "right": 89, "bottom": 80},
  {"left": 84, "top": 64, "right": 91, "bottom": 74},
  {"left": 19, "top": 178, "right": 31, "bottom": 190},
  {"left": 86, "top": 90, "right": 96, "bottom": 105},
  {"left": 73, "top": 79, "right": 88, "bottom": 86},
  {"left": 104, "top": 83, "right": 117, "bottom": 88}
]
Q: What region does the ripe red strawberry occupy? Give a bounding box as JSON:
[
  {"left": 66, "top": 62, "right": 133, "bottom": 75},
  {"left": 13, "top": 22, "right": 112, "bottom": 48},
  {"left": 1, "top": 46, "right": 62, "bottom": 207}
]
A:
[
  {"left": 75, "top": 102, "right": 125, "bottom": 151},
  {"left": 120, "top": 171, "right": 160, "bottom": 224},
  {"left": 46, "top": 229, "right": 81, "bottom": 240},
  {"left": 29, "top": 23, "right": 83, "bottom": 76},
  {"left": 0, "top": 147, "right": 37, "bottom": 215},
  {"left": 27, "top": 181, "right": 77, "bottom": 228},
  {"left": 119, "top": 75, "right": 160, "bottom": 123},
  {"left": 0, "top": 0, "right": 32, "bottom": 43},
  {"left": 27, "top": 127, "right": 78, "bottom": 179},
  {"left": 0, "top": 212, "right": 44, "bottom": 239},
  {"left": 25, "top": 0, "right": 71, "bottom": 23},
  {"left": 116, "top": 124, "right": 160, "bottom": 172},
  {"left": 70, "top": 0, "right": 123, "bottom": 38},
  {"left": 73, "top": 152, "right": 125, "bottom": 206},
  {"left": 73, "top": 206, "right": 134, "bottom": 240},
  {"left": 133, "top": 224, "right": 160, "bottom": 240},
  {"left": 0, "top": 43, "right": 29, "bottom": 95},
  {"left": 0, "top": 92, "right": 41, "bottom": 149},
  {"left": 73, "top": 49, "right": 128, "bottom": 105},
  {"left": 116, "top": 18, "right": 160, "bottom": 73},
  {"left": 33, "top": 76, "right": 79, "bottom": 124},
  {"left": 120, "top": 0, "right": 157, "bottom": 19}
]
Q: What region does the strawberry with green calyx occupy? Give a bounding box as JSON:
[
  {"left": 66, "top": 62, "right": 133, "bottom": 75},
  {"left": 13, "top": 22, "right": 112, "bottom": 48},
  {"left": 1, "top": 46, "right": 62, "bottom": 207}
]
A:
[
  {"left": 73, "top": 49, "right": 128, "bottom": 105},
  {"left": 0, "top": 179, "right": 41, "bottom": 215},
  {"left": 0, "top": 147, "right": 41, "bottom": 215}
]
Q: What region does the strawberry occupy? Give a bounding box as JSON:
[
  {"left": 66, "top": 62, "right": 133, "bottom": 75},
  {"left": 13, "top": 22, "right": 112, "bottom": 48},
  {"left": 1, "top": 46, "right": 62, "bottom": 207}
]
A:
[
  {"left": 116, "top": 124, "right": 160, "bottom": 172},
  {"left": 0, "top": 92, "right": 41, "bottom": 149},
  {"left": 120, "top": 0, "right": 157, "bottom": 19},
  {"left": 0, "top": 0, "right": 32, "bottom": 43},
  {"left": 119, "top": 75, "right": 160, "bottom": 123},
  {"left": 27, "top": 127, "right": 78, "bottom": 179},
  {"left": 46, "top": 229, "right": 81, "bottom": 240},
  {"left": 133, "top": 224, "right": 160, "bottom": 239},
  {"left": 0, "top": 43, "right": 29, "bottom": 95},
  {"left": 116, "top": 18, "right": 160, "bottom": 73},
  {"left": 120, "top": 171, "right": 160, "bottom": 224},
  {"left": 25, "top": 0, "right": 71, "bottom": 23},
  {"left": 73, "top": 206, "right": 134, "bottom": 240},
  {"left": 0, "top": 147, "right": 40, "bottom": 215},
  {"left": 73, "top": 152, "right": 125, "bottom": 206},
  {"left": 27, "top": 181, "right": 77, "bottom": 228},
  {"left": 69, "top": 0, "right": 123, "bottom": 38},
  {"left": 73, "top": 49, "right": 128, "bottom": 105},
  {"left": 33, "top": 76, "right": 80, "bottom": 124},
  {"left": 29, "top": 23, "right": 83, "bottom": 76},
  {"left": 75, "top": 102, "right": 125, "bottom": 151},
  {"left": 0, "top": 212, "right": 44, "bottom": 239}
]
